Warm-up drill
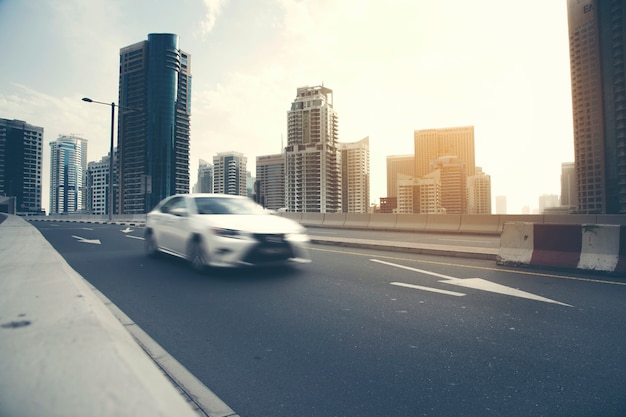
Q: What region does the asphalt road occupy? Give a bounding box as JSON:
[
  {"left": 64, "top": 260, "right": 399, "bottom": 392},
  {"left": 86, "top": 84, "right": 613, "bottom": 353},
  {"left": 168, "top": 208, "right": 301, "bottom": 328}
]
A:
[{"left": 31, "top": 221, "right": 626, "bottom": 417}]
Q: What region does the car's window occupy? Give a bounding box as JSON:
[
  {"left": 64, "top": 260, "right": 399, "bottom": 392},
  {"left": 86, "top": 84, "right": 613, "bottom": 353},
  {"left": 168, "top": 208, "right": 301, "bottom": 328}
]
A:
[
  {"left": 194, "top": 197, "right": 265, "bottom": 215},
  {"left": 159, "top": 196, "right": 187, "bottom": 214}
]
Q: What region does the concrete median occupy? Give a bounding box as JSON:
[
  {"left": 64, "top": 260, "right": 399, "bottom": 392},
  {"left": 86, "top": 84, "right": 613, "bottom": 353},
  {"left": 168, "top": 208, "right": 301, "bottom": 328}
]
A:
[{"left": 497, "top": 222, "right": 626, "bottom": 274}]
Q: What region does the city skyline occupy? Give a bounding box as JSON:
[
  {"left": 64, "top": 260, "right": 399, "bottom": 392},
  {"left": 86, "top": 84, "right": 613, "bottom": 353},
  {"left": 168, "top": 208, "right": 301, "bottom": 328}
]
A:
[{"left": 0, "top": 0, "right": 574, "bottom": 214}]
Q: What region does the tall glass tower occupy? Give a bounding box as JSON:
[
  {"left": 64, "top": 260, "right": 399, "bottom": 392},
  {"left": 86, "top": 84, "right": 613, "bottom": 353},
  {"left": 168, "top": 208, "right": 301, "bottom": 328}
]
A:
[
  {"left": 49, "top": 134, "right": 88, "bottom": 214},
  {"left": 118, "top": 33, "right": 192, "bottom": 214},
  {"left": 0, "top": 119, "right": 44, "bottom": 215}
]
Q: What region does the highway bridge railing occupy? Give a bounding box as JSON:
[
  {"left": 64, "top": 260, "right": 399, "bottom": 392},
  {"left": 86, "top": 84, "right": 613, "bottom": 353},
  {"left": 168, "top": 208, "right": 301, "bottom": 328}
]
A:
[{"left": 25, "top": 212, "right": 626, "bottom": 236}]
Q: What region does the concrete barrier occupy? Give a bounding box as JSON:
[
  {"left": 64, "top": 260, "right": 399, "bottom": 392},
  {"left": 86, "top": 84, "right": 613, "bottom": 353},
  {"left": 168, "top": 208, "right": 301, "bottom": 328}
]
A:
[
  {"left": 299, "top": 212, "right": 325, "bottom": 226},
  {"left": 425, "top": 214, "right": 461, "bottom": 233},
  {"left": 344, "top": 213, "right": 370, "bottom": 228},
  {"left": 394, "top": 214, "right": 428, "bottom": 232},
  {"left": 496, "top": 222, "right": 534, "bottom": 265},
  {"left": 368, "top": 213, "right": 397, "bottom": 229},
  {"left": 497, "top": 222, "right": 626, "bottom": 274},
  {"left": 459, "top": 215, "right": 501, "bottom": 234},
  {"left": 530, "top": 224, "right": 582, "bottom": 269},
  {"left": 578, "top": 224, "right": 626, "bottom": 273},
  {"left": 0, "top": 215, "right": 204, "bottom": 417},
  {"left": 322, "top": 213, "right": 347, "bottom": 227}
]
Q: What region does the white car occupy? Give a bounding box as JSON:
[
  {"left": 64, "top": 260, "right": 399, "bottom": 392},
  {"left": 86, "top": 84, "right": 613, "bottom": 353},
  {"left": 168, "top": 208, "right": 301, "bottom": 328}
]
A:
[{"left": 144, "top": 193, "right": 311, "bottom": 270}]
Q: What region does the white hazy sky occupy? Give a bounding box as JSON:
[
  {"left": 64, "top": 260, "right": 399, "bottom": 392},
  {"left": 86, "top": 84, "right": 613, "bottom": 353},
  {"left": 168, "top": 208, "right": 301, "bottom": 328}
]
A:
[{"left": 0, "top": 0, "right": 574, "bottom": 214}]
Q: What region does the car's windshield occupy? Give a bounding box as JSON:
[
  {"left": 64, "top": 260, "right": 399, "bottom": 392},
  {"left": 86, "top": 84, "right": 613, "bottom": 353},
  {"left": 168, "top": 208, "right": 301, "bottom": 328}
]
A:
[{"left": 194, "top": 197, "right": 266, "bottom": 215}]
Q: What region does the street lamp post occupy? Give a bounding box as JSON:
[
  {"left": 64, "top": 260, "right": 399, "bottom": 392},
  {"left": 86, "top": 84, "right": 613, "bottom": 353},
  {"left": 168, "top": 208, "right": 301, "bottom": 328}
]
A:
[{"left": 82, "top": 97, "right": 116, "bottom": 221}]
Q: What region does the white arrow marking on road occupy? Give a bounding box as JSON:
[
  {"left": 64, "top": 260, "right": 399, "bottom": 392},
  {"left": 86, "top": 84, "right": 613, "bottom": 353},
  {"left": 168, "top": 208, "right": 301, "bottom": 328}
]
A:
[
  {"left": 390, "top": 282, "right": 465, "bottom": 297},
  {"left": 120, "top": 227, "right": 133, "bottom": 234},
  {"left": 372, "top": 259, "right": 572, "bottom": 307},
  {"left": 71, "top": 235, "right": 102, "bottom": 245}
]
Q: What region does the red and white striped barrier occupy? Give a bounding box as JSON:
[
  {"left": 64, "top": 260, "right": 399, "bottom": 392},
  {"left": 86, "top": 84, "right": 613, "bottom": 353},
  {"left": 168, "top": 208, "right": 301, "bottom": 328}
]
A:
[{"left": 497, "top": 223, "right": 626, "bottom": 274}]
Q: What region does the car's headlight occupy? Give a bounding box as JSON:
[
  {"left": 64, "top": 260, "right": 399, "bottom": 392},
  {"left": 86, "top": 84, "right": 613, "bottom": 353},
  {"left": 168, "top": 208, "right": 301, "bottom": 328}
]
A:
[
  {"left": 211, "top": 228, "right": 250, "bottom": 239},
  {"left": 285, "top": 232, "right": 310, "bottom": 242}
]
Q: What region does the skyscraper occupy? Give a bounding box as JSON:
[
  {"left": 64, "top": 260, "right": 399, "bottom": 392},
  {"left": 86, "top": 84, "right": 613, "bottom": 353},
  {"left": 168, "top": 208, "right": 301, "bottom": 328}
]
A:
[
  {"left": 193, "top": 159, "right": 213, "bottom": 193},
  {"left": 118, "top": 33, "right": 191, "bottom": 214},
  {"left": 567, "top": 1, "right": 626, "bottom": 214},
  {"left": 256, "top": 153, "right": 285, "bottom": 210},
  {"left": 560, "top": 161, "right": 577, "bottom": 209},
  {"left": 49, "top": 134, "right": 87, "bottom": 214},
  {"left": 467, "top": 167, "right": 492, "bottom": 214},
  {"left": 339, "top": 136, "right": 370, "bottom": 213},
  {"left": 386, "top": 154, "right": 414, "bottom": 198},
  {"left": 0, "top": 119, "right": 44, "bottom": 214},
  {"left": 413, "top": 126, "right": 475, "bottom": 179},
  {"left": 285, "top": 85, "right": 341, "bottom": 213},
  {"left": 86, "top": 150, "right": 117, "bottom": 215},
  {"left": 213, "top": 151, "right": 247, "bottom": 196},
  {"left": 430, "top": 155, "right": 467, "bottom": 215}
]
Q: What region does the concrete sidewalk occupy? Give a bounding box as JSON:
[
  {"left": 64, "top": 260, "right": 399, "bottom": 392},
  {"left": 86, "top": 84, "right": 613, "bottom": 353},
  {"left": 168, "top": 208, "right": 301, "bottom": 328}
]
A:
[{"left": 0, "top": 214, "right": 237, "bottom": 417}]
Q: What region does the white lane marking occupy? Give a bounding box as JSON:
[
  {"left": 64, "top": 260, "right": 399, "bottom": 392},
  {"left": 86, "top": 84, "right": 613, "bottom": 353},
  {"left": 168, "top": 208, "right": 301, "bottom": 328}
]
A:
[
  {"left": 371, "top": 259, "right": 572, "bottom": 307},
  {"left": 71, "top": 235, "right": 101, "bottom": 245},
  {"left": 81, "top": 227, "right": 94, "bottom": 231},
  {"left": 121, "top": 227, "right": 133, "bottom": 234},
  {"left": 126, "top": 235, "right": 144, "bottom": 240},
  {"left": 391, "top": 282, "right": 465, "bottom": 297}
]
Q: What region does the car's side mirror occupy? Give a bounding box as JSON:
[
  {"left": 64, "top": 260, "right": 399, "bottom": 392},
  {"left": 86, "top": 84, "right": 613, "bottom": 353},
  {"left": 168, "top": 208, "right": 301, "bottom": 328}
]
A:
[{"left": 169, "top": 207, "right": 188, "bottom": 217}]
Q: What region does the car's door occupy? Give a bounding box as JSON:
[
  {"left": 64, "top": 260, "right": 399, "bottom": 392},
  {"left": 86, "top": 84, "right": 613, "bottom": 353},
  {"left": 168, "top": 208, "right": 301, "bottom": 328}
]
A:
[{"left": 155, "top": 196, "right": 188, "bottom": 255}]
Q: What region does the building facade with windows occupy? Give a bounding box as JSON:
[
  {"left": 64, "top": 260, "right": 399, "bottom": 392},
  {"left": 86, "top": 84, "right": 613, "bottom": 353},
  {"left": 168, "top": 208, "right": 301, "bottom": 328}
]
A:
[
  {"left": 118, "top": 33, "right": 191, "bottom": 214},
  {"left": 86, "top": 150, "right": 118, "bottom": 215},
  {"left": 467, "top": 167, "right": 491, "bottom": 214},
  {"left": 0, "top": 118, "right": 44, "bottom": 215},
  {"left": 49, "top": 134, "right": 88, "bottom": 214},
  {"left": 213, "top": 151, "right": 247, "bottom": 196},
  {"left": 193, "top": 159, "right": 213, "bottom": 193},
  {"left": 256, "top": 153, "right": 285, "bottom": 210},
  {"left": 339, "top": 136, "right": 370, "bottom": 213},
  {"left": 285, "top": 85, "right": 341, "bottom": 213},
  {"left": 567, "top": 0, "right": 626, "bottom": 213}
]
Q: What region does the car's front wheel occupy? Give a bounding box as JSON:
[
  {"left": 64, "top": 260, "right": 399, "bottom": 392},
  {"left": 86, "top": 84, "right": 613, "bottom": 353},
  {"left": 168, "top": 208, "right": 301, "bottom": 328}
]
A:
[
  {"left": 187, "top": 237, "right": 209, "bottom": 273},
  {"left": 144, "top": 229, "right": 159, "bottom": 258}
]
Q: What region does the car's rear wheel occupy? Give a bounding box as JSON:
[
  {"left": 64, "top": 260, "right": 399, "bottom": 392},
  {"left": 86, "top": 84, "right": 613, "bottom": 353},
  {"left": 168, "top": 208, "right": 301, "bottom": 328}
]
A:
[
  {"left": 188, "top": 237, "right": 209, "bottom": 273},
  {"left": 144, "top": 230, "right": 159, "bottom": 258}
]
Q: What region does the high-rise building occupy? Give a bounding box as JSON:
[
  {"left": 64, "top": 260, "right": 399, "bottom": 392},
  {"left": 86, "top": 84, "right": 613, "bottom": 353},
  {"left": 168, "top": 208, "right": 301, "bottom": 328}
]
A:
[
  {"left": 539, "top": 194, "right": 560, "bottom": 214},
  {"left": 339, "top": 136, "right": 370, "bottom": 213},
  {"left": 49, "top": 134, "right": 87, "bottom": 214},
  {"left": 0, "top": 119, "right": 44, "bottom": 215},
  {"left": 386, "top": 154, "right": 414, "bottom": 198},
  {"left": 256, "top": 153, "right": 285, "bottom": 210},
  {"left": 560, "top": 161, "right": 577, "bottom": 209},
  {"left": 567, "top": 1, "right": 626, "bottom": 213},
  {"left": 467, "top": 167, "right": 492, "bottom": 214},
  {"left": 213, "top": 151, "right": 247, "bottom": 196},
  {"left": 285, "top": 85, "right": 341, "bottom": 213},
  {"left": 118, "top": 33, "right": 191, "bottom": 214},
  {"left": 413, "top": 126, "right": 475, "bottom": 179},
  {"left": 193, "top": 159, "right": 213, "bottom": 193},
  {"left": 86, "top": 151, "right": 118, "bottom": 215},
  {"left": 430, "top": 155, "right": 467, "bottom": 215}
]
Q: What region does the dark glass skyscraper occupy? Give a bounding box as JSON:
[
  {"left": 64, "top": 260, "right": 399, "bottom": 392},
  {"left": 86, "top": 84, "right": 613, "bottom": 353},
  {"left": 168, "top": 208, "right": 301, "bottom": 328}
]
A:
[
  {"left": 567, "top": 0, "right": 626, "bottom": 214},
  {"left": 0, "top": 118, "right": 44, "bottom": 214},
  {"left": 118, "top": 33, "right": 191, "bottom": 214}
]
